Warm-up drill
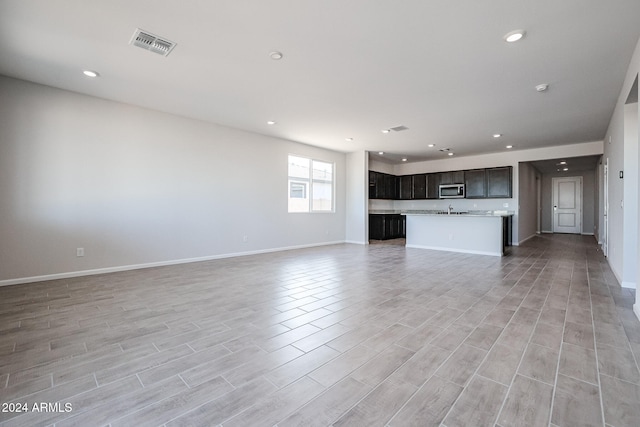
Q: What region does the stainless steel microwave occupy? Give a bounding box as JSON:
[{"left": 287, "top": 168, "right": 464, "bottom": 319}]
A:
[{"left": 439, "top": 184, "right": 465, "bottom": 198}]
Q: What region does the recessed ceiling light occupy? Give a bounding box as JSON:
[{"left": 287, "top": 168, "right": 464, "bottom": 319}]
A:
[
  {"left": 345, "top": 138, "right": 353, "bottom": 142},
  {"left": 448, "top": 152, "right": 454, "bottom": 156},
  {"left": 83, "top": 70, "right": 99, "bottom": 78},
  {"left": 535, "top": 83, "right": 549, "bottom": 92},
  {"left": 269, "top": 51, "right": 283, "bottom": 60},
  {"left": 563, "top": 168, "right": 569, "bottom": 171},
  {"left": 506, "top": 145, "right": 513, "bottom": 149},
  {"left": 493, "top": 134, "right": 502, "bottom": 138},
  {"left": 427, "top": 144, "right": 436, "bottom": 148},
  {"left": 559, "top": 161, "right": 567, "bottom": 165},
  {"left": 402, "top": 158, "right": 407, "bottom": 162},
  {"left": 381, "top": 129, "right": 390, "bottom": 134},
  {"left": 267, "top": 120, "right": 276, "bottom": 125},
  {"left": 504, "top": 30, "right": 525, "bottom": 43}
]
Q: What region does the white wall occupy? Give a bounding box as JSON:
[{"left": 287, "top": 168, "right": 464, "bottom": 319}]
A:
[
  {"left": 602, "top": 36, "right": 640, "bottom": 322},
  {"left": 518, "top": 162, "right": 539, "bottom": 243},
  {"left": 369, "top": 159, "right": 395, "bottom": 175},
  {"left": 0, "top": 76, "right": 347, "bottom": 285},
  {"left": 603, "top": 37, "right": 640, "bottom": 292},
  {"left": 345, "top": 150, "right": 368, "bottom": 244},
  {"left": 372, "top": 142, "right": 603, "bottom": 244}
]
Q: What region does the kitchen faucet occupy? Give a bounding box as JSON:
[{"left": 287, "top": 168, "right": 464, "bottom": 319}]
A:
[{"left": 448, "top": 204, "right": 453, "bottom": 214}]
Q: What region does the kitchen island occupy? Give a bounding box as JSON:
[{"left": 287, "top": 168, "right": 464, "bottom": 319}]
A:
[{"left": 402, "top": 210, "right": 513, "bottom": 256}]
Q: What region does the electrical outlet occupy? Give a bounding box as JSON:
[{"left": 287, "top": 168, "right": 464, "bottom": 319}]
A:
[
  {"left": 242, "top": 236, "right": 248, "bottom": 243},
  {"left": 503, "top": 203, "right": 509, "bottom": 208},
  {"left": 448, "top": 234, "right": 453, "bottom": 241},
  {"left": 76, "top": 248, "right": 84, "bottom": 257}
]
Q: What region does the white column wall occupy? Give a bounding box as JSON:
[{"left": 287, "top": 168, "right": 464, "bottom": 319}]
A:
[
  {"left": 345, "top": 150, "right": 368, "bottom": 244},
  {"left": 623, "top": 103, "right": 639, "bottom": 289}
]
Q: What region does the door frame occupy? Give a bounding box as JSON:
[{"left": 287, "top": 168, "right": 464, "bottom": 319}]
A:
[
  {"left": 536, "top": 174, "right": 542, "bottom": 234},
  {"left": 552, "top": 176, "right": 583, "bottom": 234},
  {"left": 603, "top": 159, "right": 609, "bottom": 256}
]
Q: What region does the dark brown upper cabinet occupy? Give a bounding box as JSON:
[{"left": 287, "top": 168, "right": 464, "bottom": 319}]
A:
[
  {"left": 426, "top": 173, "right": 440, "bottom": 199},
  {"left": 464, "top": 169, "right": 487, "bottom": 199},
  {"left": 438, "top": 170, "right": 464, "bottom": 185},
  {"left": 486, "top": 166, "right": 512, "bottom": 198},
  {"left": 399, "top": 175, "right": 413, "bottom": 200},
  {"left": 369, "top": 171, "right": 399, "bottom": 199},
  {"left": 369, "top": 166, "right": 511, "bottom": 200},
  {"left": 412, "top": 174, "right": 427, "bottom": 199},
  {"left": 395, "top": 173, "right": 432, "bottom": 200}
]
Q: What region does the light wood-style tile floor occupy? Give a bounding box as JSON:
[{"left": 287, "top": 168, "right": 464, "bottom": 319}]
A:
[{"left": 1, "top": 234, "right": 639, "bottom": 426}]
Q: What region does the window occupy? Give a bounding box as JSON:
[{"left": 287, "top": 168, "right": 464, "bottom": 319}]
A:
[
  {"left": 288, "top": 155, "right": 334, "bottom": 213},
  {"left": 289, "top": 182, "right": 307, "bottom": 198}
]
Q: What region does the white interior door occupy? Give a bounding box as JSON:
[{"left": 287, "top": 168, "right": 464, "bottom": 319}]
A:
[{"left": 552, "top": 176, "right": 582, "bottom": 234}]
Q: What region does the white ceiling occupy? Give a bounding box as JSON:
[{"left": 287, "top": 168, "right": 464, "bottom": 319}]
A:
[
  {"left": 1, "top": 1, "right": 639, "bottom": 164},
  {"left": 529, "top": 155, "right": 601, "bottom": 174}
]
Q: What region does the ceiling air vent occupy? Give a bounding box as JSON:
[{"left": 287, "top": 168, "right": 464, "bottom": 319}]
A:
[
  {"left": 390, "top": 125, "right": 409, "bottom": 132},
  {"left": 129, "top": 29, "right": 176, "bottom": 57}
]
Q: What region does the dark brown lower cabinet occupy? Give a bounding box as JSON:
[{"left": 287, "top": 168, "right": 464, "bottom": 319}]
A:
[{"left": 369, "top": 214, "right": 406, "bottom": 240}]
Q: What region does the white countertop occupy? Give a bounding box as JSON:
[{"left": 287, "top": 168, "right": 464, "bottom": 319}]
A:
[{"left": 370, "top": 209, "right": 514, "bottom": 217}]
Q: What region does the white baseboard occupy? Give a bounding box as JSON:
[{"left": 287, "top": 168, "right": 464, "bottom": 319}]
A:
[
  {"left": 0, "top": 240, "right": 346, "bottom": 287},
  {"left": 518, "top": 234, "right": 537, "bottom": 245},
  {"left": 344, "top": 240, "right": 367, "bottom": 245},
  {"left": 621, "top": 281, "right": 637, "bottom": 290},
  {"left": 634, "top": 303, "right": 640, "bottom": 322},
  {"left": 607, "top": 260, "right": 623, "bottom": 286},
  {"left": 539, "top": 231, "right": 595, "bottom": 236}
]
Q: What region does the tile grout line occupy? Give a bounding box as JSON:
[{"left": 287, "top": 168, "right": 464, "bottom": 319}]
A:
[
  {"left": 385, "top": 279, "right": 523, "bottom": 425},
  {"left": 545, "top": 259, "right": 574, "bottom": 427},
  {"left": 591, "top": 252, "right": 613, "bottom": 426},
  {"left": 494, "top": 254, "right": 560, "bottom": 427},
  {"left": 438, "top": 249, "right": 549, "bottom": 426},
  {"left": 1, "top": 236, "right": 635, "bottom": 426},
  {"left": 591, "top": 252, "right": 616, "bottom": 427},
  {"left": 600, "top": 256, "right": 640, "bottom": 384},
  {"left": 341, "top": 279, "right": 501, "bottom": 426}
]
